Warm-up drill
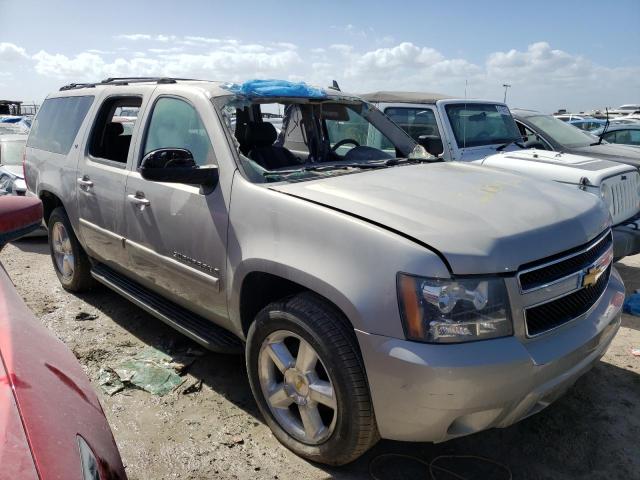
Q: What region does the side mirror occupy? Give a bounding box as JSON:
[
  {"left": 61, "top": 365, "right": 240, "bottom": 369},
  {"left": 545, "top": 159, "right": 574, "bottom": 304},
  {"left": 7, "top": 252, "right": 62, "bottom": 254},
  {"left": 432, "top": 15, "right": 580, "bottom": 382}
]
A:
[
  {"left": 140, "top": 148, "right": 219, "bottom": 187},
  {"left": 0, "top": 197, "right": 43, "bottom": 248},
  {"left": 417, "top": 135, "right": 444, "bottom": 156}
]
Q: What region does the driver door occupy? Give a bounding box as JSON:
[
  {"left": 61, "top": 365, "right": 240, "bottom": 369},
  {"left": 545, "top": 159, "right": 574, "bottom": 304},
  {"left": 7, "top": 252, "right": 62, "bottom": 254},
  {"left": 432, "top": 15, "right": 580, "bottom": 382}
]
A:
[{"left": 123, "top": 92, "right": 228, "bottom": 322}]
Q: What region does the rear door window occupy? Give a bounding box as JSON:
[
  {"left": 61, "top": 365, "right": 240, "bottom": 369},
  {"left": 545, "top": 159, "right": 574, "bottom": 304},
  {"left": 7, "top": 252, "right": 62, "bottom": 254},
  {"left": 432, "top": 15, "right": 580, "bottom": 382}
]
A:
[
  {"left": 27, "top": 96, "right": 94, "bottom": 154},
  {"left": 88, "top": 96, "right": 142, "bottom": 164}
]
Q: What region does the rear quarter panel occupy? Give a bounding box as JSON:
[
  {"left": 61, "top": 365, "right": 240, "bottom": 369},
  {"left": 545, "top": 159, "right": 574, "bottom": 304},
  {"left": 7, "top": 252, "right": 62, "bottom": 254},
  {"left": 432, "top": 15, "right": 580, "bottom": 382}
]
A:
[{"left": 25, "top": 92, "right": 102, "bottom": 235}]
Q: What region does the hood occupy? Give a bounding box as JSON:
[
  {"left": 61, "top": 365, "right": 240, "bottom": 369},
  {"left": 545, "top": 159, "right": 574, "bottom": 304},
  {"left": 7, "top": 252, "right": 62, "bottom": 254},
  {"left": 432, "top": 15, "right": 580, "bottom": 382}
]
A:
[
  {"left": 569, "top": 143, "right": 640, "bottom": 167},
  {"left": 479, "top": 149, "right": 634, "bottom": 185},
  {"left": 0, "top": 356, "right": 39, "bottom": 479},
  {"left": 272, "top": 162, "right": 611, "bottom": 274}
]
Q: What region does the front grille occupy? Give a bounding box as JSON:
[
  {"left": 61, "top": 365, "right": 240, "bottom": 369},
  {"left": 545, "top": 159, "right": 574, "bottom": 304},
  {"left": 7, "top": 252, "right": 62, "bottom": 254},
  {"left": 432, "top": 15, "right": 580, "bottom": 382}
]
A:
[
  {"left": 604, "top": 171, "right": 640, "bottom": 224},
  {"left": 519, "top": 232, "right": 612, "bottom": 292},
  {"left": 525, "top": 265, "right": 610, "bottom": 336}
]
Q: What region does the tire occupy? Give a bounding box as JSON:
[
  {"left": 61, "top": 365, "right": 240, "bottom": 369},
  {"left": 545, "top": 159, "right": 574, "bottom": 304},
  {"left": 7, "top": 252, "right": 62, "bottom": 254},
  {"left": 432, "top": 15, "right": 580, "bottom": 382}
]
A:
[
  {"left": 47, "top": 207, "right": 95, "bottom": 292},
  {"left": 246, "top": 292, "right": 379, "bottom": 465}
]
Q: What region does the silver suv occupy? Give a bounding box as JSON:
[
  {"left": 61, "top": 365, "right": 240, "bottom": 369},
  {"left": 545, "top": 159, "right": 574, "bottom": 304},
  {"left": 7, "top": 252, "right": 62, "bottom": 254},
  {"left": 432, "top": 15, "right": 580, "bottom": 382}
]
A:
[{"left": 25, "top": 77, "right": 624, "bottom": 465}]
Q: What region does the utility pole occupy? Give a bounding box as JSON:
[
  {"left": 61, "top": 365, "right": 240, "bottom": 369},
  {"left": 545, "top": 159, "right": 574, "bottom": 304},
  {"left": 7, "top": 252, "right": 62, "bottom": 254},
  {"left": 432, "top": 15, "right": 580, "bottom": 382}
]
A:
[{"left": 502, "top": 84, "right": 511, "bottom": 103}]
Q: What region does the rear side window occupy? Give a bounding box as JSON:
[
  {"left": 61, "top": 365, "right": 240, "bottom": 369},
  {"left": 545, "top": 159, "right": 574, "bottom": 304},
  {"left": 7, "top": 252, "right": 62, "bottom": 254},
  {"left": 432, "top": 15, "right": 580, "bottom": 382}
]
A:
[{"left": 27, "top": 96, "right": 94, "bottom": 154}]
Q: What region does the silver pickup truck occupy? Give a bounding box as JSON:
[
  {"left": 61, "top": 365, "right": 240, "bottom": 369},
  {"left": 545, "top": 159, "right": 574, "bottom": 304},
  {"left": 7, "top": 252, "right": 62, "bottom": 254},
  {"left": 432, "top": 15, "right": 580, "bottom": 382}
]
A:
[{"left": 25, "top": 78, "right": 623, "bottom": 465}]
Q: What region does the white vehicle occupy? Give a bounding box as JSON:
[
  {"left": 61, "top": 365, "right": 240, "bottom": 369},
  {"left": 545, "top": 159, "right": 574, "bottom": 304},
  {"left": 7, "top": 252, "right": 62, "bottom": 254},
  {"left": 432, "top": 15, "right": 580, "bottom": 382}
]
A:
[
  {"left": 362, "top": 92, "right": 640, "bottom": 259},
  {"left": 611, "top": 104, "right": 640, "bottom": 116},
  {"left": 554, "top": 114, "right": 593, "bottom": 122}
]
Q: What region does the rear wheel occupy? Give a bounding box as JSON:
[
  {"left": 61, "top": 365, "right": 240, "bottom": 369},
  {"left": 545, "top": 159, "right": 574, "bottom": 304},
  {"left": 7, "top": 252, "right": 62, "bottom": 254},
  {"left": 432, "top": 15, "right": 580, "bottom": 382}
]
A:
[
  {"left": 48, "top": 207, "right": 95, "bottom": 292},
  {"left": 246, "top": 292, "right": 379, "bottom": 465}
]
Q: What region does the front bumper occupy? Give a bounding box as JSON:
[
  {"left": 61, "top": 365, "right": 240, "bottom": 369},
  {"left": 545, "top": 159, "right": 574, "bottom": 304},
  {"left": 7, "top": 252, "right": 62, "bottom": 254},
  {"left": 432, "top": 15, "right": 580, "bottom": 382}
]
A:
[
  {"left": 356, "top": 268, "right": 624, "bottom": 443},
  {"left": 613, "top": 219, "right": 640, "bottom": 259}
]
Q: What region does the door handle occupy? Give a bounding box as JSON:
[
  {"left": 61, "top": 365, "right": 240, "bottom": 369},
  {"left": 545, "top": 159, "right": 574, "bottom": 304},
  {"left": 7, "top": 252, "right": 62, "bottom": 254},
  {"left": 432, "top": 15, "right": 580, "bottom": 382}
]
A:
[
  {"left": 77, "top": 177, "right": 94, "bottom": 190},
  {"left": 127, "top": 193, "right": 150, "bottom": 208}
]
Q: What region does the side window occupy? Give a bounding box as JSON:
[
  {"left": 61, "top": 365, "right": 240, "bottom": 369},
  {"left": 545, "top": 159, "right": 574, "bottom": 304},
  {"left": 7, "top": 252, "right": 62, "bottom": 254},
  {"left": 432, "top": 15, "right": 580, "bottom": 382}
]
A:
[
  {"left": 27, "top": 96, "right": 94, "bottom": 155},
  {"left": 384, "top": 107, "right": 441, "bottom": 142},
  {"left": 323, "top": 104, "right": 395, "bottom": 154},
  {"left": 519, "top": 122, "right": 551, "bottom": 150},
  {"left": 143, "top": 97, "right": 214, "bottom": 166},
  {"left": 629, "top": 130, "right": 640, "bottom": 145},
  {"left": 602, "top": 131, "right": 618, "bottom": 143},
  {"left": 89, "top": 96, "right": 142, "bottom": 164}
]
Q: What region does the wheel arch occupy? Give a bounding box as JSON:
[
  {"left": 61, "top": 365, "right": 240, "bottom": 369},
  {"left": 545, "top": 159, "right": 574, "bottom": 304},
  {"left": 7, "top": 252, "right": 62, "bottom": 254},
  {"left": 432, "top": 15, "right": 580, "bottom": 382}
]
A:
[
  {"left": 39, "top": 189, "right": 64, "bottom": 225},
  {"left": 232, "top": 261, "right": 362, "bottom": 339}
]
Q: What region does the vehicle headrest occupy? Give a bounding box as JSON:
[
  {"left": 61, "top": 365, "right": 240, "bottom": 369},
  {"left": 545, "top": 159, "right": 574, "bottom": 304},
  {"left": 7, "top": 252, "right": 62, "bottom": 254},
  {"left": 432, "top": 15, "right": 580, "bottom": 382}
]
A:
[
  {"left": 105, "top": 122, "right": 124, "bottom": 136},
  {"left": 244, "top": 121, "right": 277, "bottom": 148}
]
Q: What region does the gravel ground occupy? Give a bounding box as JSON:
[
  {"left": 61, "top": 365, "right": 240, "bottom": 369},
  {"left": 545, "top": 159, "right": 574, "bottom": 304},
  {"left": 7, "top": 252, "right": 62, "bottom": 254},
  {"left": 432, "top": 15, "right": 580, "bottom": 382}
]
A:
[{"left": 3, "top": 238, "right": 639, "bottom": 480}]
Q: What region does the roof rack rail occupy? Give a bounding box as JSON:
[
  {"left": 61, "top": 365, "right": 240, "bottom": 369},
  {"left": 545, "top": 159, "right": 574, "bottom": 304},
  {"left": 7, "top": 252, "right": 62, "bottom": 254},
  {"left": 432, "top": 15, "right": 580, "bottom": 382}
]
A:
[
  {"left": 59, "top": 82, "right": 97, "bottom": 91},
  {"left": 100, "top": 76, "right": 178, "bottom": 85},
  {"left": 59, "top": 77, "right": 202, "bottom": 91}
]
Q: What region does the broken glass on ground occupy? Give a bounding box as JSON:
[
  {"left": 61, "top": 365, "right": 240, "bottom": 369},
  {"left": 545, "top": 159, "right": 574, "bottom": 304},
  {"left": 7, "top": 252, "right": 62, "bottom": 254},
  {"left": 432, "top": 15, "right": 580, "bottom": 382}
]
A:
[{"left": 98, "top": 347, "right": 204, "bottom": 396}]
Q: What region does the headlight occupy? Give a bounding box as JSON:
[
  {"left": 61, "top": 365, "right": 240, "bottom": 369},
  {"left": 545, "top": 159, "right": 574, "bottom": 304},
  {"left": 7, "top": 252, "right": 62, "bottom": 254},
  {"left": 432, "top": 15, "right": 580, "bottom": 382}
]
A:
[
  {"left": 77, "top": 436, "right": 101, "bottom": 480},
  {"left": 599, "top": 183, "right": 615, "bottom": 216},
  {"left": 397, "top": 274, "right": 512, "bottom": 343}
]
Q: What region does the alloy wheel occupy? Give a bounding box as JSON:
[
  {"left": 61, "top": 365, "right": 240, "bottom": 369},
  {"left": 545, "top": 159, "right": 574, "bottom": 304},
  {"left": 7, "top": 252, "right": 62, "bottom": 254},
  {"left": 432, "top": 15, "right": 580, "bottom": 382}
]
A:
[{"left": 258, "top": 330, "right": 337, "bottom": 445}]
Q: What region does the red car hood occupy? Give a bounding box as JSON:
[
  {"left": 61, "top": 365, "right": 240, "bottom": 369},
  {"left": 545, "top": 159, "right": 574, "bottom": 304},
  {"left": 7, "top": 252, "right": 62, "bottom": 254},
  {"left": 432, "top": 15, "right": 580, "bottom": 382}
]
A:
[
  {"left": 0, "top": 355, "right": 38, "bottom": 479},
  {"left": 0, "top": 265, "right": 126, "bottom": 479}
]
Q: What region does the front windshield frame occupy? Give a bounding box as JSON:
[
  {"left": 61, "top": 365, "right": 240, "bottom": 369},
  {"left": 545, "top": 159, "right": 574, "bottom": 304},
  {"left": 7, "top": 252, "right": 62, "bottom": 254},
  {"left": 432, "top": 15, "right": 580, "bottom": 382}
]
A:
[
  {"left": 0, "top": 139, "right": 26, "bottom": 166},
  {"left": 214, "top": 94, "right": 430, "bottom": 184},
  {"left": 525, "top": 114, "right": 595, "bottom": 148},
  {"left": 444, "top": 103, "right": 521, "bottom": 149}
]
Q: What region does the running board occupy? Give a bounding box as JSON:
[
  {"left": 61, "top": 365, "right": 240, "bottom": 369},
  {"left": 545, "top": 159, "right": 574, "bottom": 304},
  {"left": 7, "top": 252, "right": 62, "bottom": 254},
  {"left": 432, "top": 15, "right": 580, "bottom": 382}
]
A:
[{"left": 91, "top": 263, "right": 243, "bottom": 354}]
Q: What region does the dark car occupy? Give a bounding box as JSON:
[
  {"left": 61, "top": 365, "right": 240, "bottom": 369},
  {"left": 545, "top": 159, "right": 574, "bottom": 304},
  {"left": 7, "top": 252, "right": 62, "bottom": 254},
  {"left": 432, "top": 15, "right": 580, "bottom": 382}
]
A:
[
  {"left": 591, "top": 124, "right": 640, "bottom": 147},
  {"left": 512, "top": 108, "right": 640, "bottom": 168},
  {"left": 0, "top": 196, "right": 126, "bottom": 479}
]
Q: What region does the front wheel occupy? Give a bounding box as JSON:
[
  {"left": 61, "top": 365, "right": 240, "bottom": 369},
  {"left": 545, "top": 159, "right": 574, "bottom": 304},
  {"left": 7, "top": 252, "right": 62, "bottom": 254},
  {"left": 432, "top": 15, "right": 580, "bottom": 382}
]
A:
[
  {"left": 48, "top": 207, "right": 95, "bottom": 292},
  {"left": 246, "top": 292, "right": 378, "bottom": 465}
]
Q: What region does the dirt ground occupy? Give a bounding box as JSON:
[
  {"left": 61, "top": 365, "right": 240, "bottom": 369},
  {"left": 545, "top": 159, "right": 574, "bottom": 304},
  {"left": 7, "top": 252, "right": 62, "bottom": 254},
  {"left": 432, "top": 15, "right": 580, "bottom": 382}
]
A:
[{"left": 3, "top": 238, "right": 639, "bottom": 480}]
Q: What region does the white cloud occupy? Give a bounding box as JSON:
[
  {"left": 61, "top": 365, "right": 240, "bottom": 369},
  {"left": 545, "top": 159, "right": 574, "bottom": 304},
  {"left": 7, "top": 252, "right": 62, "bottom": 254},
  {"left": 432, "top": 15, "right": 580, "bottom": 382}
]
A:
[
  {"left": 115, "top": 34, "right": 177, "bottom": 42},
  {"left": 30, "top": 38, "right": 304, "bottom": 82},
  {"left": 115, "top": 34, "right": 152, "bottom": 41},
  {"left": 4, "top": 37, "right": 637, "bottom": 112},
  {"left": 0, "top": 42, "right": 28, "bottom": 62}
]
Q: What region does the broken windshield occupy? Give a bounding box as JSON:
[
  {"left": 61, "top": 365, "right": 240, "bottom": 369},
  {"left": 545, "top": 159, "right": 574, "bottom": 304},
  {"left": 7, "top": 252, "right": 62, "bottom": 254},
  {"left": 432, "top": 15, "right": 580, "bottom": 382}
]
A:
[{"left": 216, "top": 95, "right": 431, "bottom": 183}]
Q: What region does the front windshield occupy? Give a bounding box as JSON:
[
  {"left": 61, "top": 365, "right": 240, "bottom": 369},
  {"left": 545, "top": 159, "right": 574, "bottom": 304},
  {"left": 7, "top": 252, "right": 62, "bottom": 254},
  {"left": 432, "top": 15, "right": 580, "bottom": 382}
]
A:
[
  {"left": 526, "top": 114, "right": 596, "bottom": 147},
  {"left": 217, "top": 96, "right": 431, "bottom": 183},
  {"left": 0, "top": 139, "right": 26, "bottom": 165},
  {"left": 445, "top": 103, "right": 521, "bottom": 148}
]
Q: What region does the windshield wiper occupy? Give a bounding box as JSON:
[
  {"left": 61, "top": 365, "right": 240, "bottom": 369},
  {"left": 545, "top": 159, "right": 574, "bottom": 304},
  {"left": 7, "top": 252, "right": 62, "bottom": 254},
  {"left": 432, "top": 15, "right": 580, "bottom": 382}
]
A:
[
  {"left": 495, "top": 140, "right": 525, "bottom": 151},
  {"left": 262, "top": 162, "right": 387, "bottom": 178},
  {"left": 592, "top": 108, "right": 610, "bottom": 146},
  {"left": 385, "top": 157, "right": 442, "bottom": 166}
]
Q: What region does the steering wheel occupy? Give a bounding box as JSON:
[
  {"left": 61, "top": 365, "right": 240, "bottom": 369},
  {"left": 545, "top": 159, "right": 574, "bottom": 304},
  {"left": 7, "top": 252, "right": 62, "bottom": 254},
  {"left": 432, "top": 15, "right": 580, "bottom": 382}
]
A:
[{"left": 331, "top": 138, "right": 360, "bottom": 152}]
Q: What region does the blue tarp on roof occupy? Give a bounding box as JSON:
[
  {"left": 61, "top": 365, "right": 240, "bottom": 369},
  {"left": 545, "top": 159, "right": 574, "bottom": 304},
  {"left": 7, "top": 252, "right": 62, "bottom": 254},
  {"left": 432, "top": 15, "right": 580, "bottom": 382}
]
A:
[{"left": 224, "top": 79, "right": 326, "bottom": 99}]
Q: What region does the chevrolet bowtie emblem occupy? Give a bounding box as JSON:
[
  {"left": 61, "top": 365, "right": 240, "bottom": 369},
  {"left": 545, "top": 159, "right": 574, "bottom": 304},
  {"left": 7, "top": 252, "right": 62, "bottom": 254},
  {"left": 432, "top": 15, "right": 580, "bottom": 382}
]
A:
[
  {"left": 582, "top": 263, "right": 607, "bottom": 288},
  {"left": 580, "top": 245, "right": 613, "bottom": 289}
]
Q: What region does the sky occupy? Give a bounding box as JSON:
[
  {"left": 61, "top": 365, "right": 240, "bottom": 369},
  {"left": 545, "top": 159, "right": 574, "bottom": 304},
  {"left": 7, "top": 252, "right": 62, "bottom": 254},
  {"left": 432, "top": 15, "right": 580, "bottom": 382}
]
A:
[{"left": 0, "top": 0, "right": 638, "bottom": 112}]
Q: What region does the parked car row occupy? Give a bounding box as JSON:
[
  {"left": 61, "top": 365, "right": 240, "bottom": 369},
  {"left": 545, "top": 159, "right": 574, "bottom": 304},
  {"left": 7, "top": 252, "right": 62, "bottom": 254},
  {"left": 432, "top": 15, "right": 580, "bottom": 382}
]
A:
[{"left": 16, "top": 76, "right": 630, "bottom": 467}]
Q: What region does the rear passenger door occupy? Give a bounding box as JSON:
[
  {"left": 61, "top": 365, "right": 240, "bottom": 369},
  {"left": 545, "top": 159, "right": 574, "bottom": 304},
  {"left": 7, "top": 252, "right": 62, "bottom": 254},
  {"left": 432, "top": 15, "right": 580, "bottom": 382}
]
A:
[
  {"left": 76, "top": 87, "right": 155, "bottom": 268},
  {"left": 123, "top": 91, "right": 229, "bottom": 325}
]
